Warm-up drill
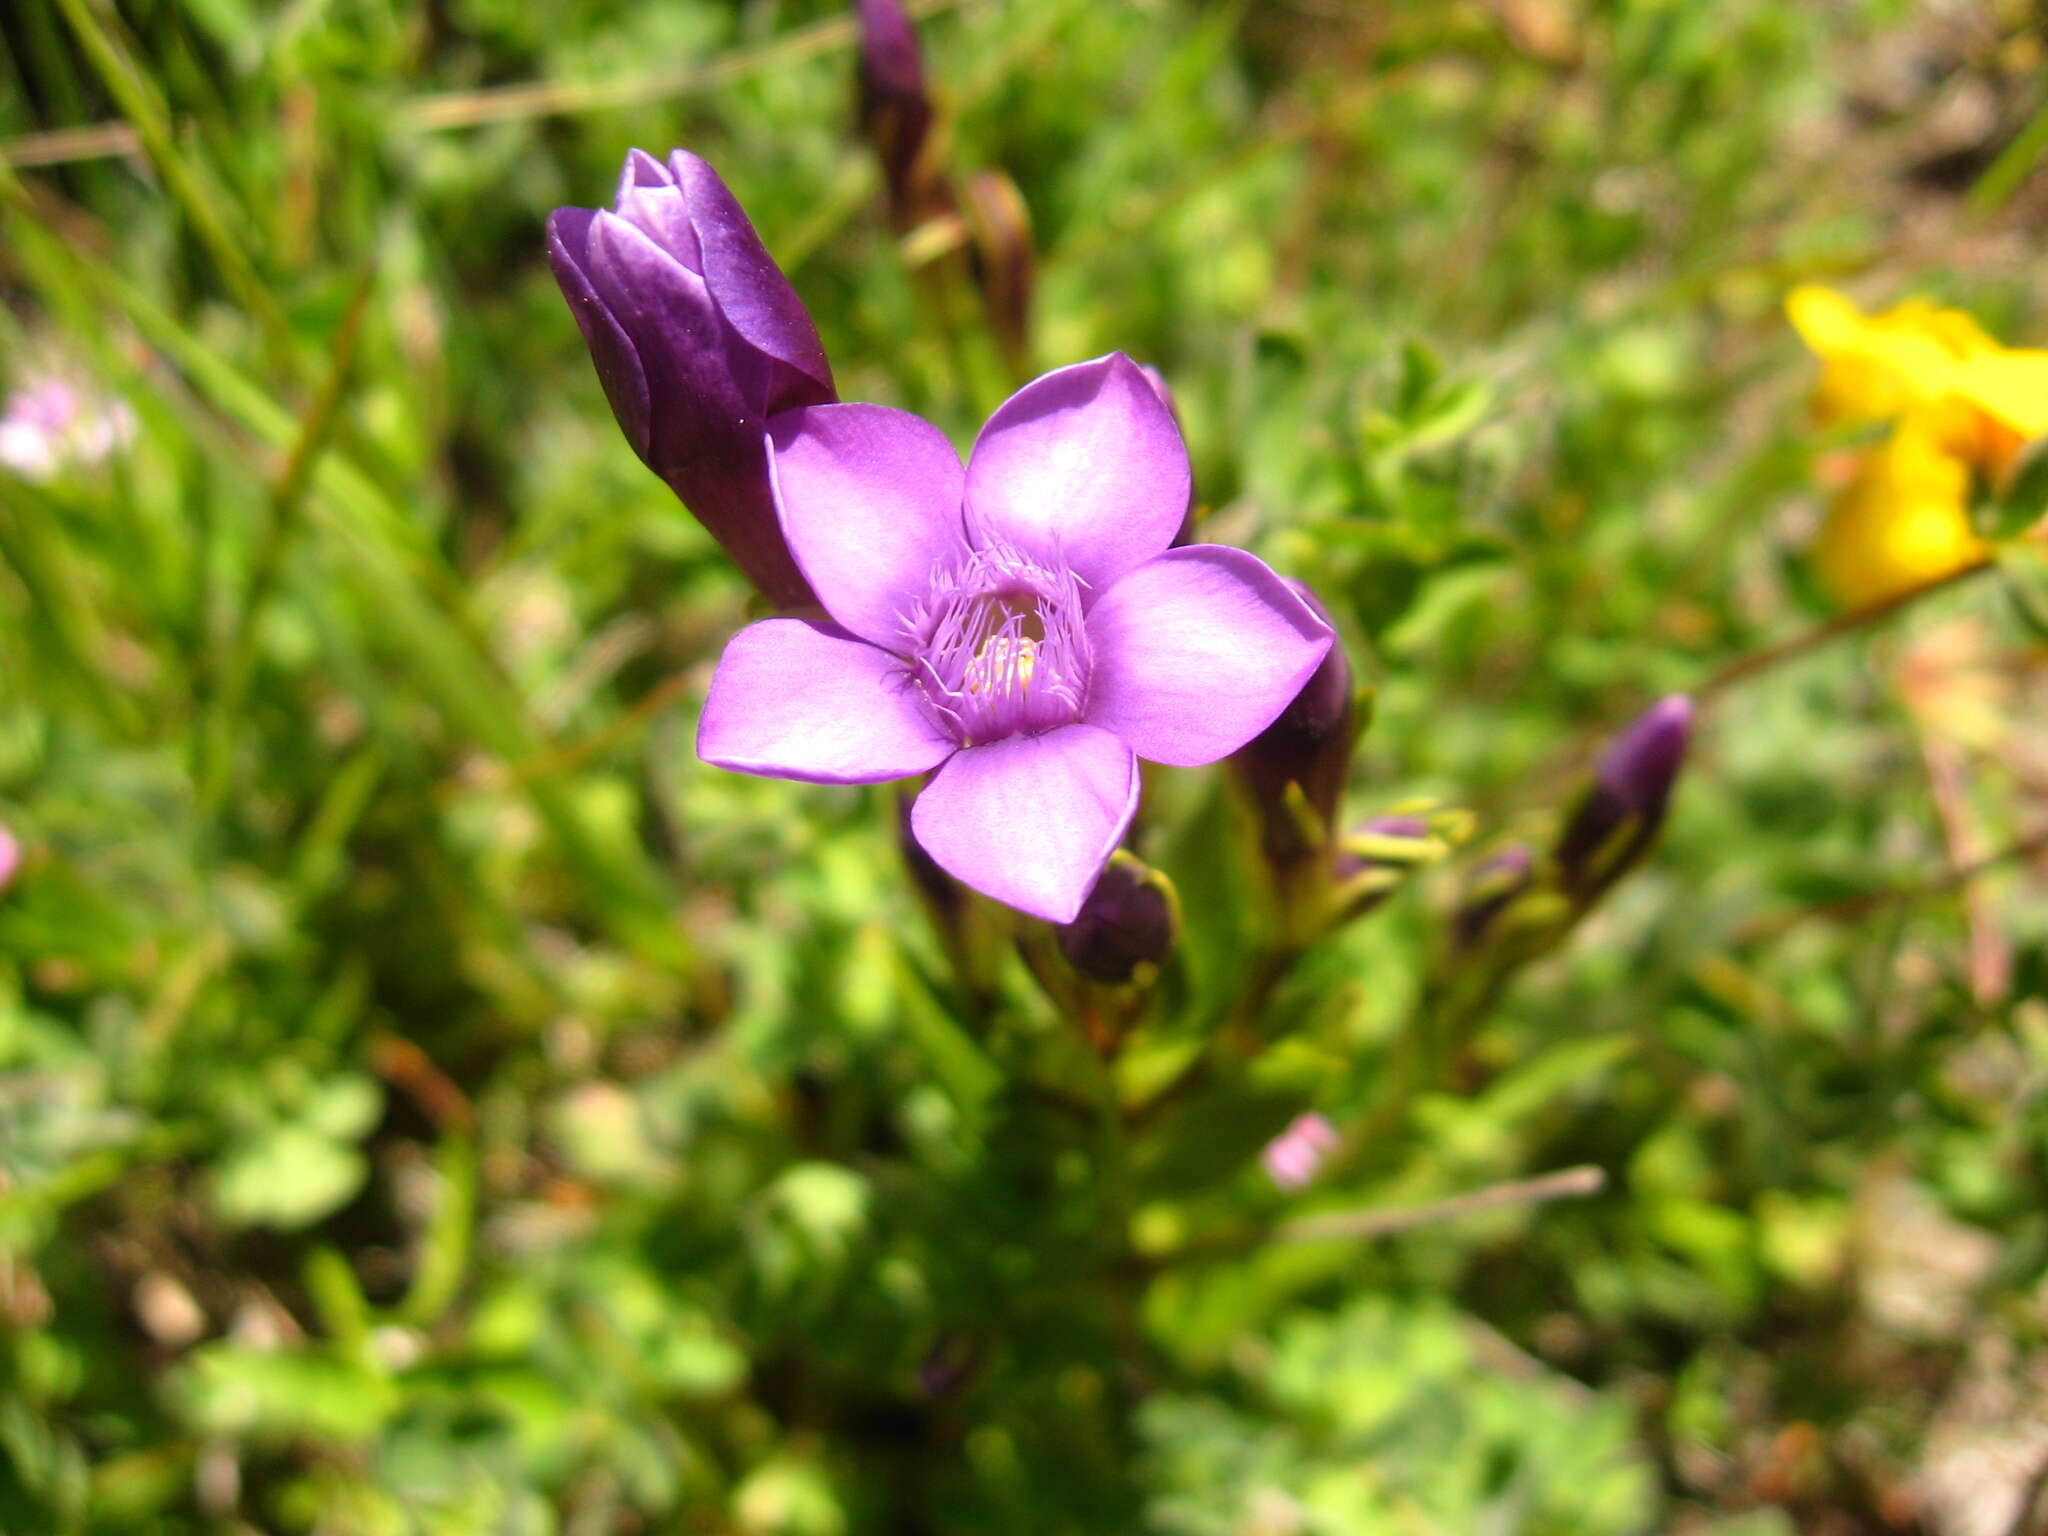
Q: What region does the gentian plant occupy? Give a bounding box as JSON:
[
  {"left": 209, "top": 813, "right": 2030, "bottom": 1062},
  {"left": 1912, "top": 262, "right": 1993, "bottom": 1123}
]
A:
[{"left": 695, "top": 354, "right": 1332, "bottom": 921}]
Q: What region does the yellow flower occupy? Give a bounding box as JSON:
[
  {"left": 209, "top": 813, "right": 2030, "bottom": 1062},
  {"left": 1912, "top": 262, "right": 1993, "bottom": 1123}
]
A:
[
  {"left": 1786, "top": 284, "right": 2048, "bottom": 473},
  {"left": 1814, "top": 413, "right": 1988, "bottom": 608}
]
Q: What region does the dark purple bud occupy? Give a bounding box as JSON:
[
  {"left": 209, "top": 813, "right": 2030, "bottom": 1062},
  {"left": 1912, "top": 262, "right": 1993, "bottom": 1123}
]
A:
[
  {"left": 548, "top": 150, "right": 836, "bottom": 608},
  {"left": 1055, "top": 852, "right": 1179, "bottom": 986},
  {"left": 1452, "top": 844, "right": 1536, "bottom": 950},
  {"left": 1139, "top": 365, "right": 1200, "bottom": 545},
  {"left": 1334, "top": 815, "right": 1431, "bottom": 881},
  {"left": 856, "top": 0, "right": 939, "bottom": 229},
  {"left": 919, "top": 1333, "right": 983, "bottom": 1399},
  {"left": 1333, "top": 815, "right": 1454, "bottom": 924},
  {"left": 1228, "top": 582, "right": 1356, "bottom": 870},
  {"left": 962, "top": 170, "right": 1035, "bottom": 379},
  {"left": 897, "top": 788, "right": 964, "bottom": 923},
  {"left": 1554, "top": 694, "right": 1693, "bottom": 901}
]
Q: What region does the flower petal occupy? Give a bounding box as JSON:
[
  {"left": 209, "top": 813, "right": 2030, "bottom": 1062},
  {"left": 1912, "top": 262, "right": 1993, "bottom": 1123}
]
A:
[
  {"left": 1083, "top": 546, "right": 1334, "bottom": 766},
  {"left": 668, "top": 150, "right": 835, "bottom": 402},
  {"left": 585, "top": 210, "right": 761, "bottom": 467},
  {"left": 547, "top": 207, "right": 652, "bottom": 462},
  {"left": 698, "top": 619, "right": 954, "bottom": 785},
  {"left": 909, "top": 724, "right": 1137, "bottom": 923},
  {"left": 770, "top": 404, "right": 968, "bottom": 650},
  {"left": 612, "top": 149, "right": 704, "bottom": 271},
  {"left": 964, "top": 354, "right": 1190, "bottom": 591}
]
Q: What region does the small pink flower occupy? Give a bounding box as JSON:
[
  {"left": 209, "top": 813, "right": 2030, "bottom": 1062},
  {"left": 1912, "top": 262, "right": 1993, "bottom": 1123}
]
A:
[
  {"left": 1262, "top": 1112, "right": 1338, "bottom": 1190},
  {"left": 0, "top": 825, "right": 19, "bottom": 893},
  {"left": 0, "top": 375, "right": 135, "bottom": 482}
]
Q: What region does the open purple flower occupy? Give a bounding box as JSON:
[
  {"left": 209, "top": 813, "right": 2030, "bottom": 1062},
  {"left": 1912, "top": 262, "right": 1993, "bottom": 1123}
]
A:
[
  {"left": 697, "top": 353, "right": 1334, "bottom": 921},
  {"left": 548, "top": 150, "right": 836, "bottom": 608}
]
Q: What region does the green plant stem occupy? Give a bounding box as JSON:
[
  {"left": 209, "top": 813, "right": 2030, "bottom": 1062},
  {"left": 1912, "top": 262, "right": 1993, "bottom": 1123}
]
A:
[
  {"left": 49, "top": 0, "right": 299, "bottom": 372},
  {"left": 1971, "top": 80, "right": 2048, "bottom": 215},
  {"left": 195, "top": 267, "right": 374, "bottom": 818}
]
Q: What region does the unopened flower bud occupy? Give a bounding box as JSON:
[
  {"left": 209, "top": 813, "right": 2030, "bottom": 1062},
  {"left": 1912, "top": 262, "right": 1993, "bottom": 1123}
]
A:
[
  {"left": 1335, "top": 815, "right": 1431, "bottom": 877},
  {"left": 919, "top": 1333, "right": 983, "bottom": 1398},
  {"left": 1451, "top": 843, "right": 1536, "bottom": 950},
  {"left": 856, "top": 0, "right": 942, "bottom": 230},
  {"left": 1555, "top": 694, "right": 1692, "bottom": 902},
  {"left": 1139, "top": 365, "right": 1200, "bottom": 545},
  {"left": 1333, "top": 814, "right": 1436, "bottom": 916},
  {"left": 1262, "top": 1112, "right": 1338, "bottom": 1190},
  {"left": 548, "top": 150, "right": 836, "bottom": 608},
  {"left": 897, "top": 790, "right": 962, "bottom": 923},
  {"left": 962, "top": 170, "right": 1036, "bottom": 378},
  {"left": 1055, "top": 851, "right": 1179, "bottom": 986},
  {"left": 1229, "top": 582, "right": 1356, "bottom": 870}
]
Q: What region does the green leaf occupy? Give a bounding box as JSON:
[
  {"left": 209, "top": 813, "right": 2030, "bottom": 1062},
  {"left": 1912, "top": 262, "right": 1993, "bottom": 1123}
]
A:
[
  {"left": 212, "top": 1125, "right": 366, "bottom": 1230},
  {"left": 1133, "top": 1083, "right": 1307, "bottom": 1201},
  {"left": 173, "top": 1344, "right": 398, "bottom": 1444},
  {"left": 1984, "top": 435, "right": 2048, "bottom": 540},
  {"left": 1997, "top": 538, "right": 2048, "bottom": 642}
]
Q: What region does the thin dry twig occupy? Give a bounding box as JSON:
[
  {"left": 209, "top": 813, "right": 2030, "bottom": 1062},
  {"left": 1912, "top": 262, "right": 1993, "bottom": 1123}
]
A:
[
  {"left": 1695, "top": 556, "right": 1996, "bottom": 704},
  {"left": 1165, "top": 1164, "right": 1607, "bottom": 1268},
  {"left": 1731, "top": 824, "right": 2048, "bottom": 949},
  {"left": 2, "top": 0, "right": 971, "bottom": 165},
  {"left": 1272, "top": 1164, "right": 1607, "bottom": 1244}
]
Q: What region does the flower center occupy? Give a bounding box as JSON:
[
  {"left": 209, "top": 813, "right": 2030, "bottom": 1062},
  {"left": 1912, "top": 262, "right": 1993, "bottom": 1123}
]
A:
[{"left": 903, "top": 540, "right": 1090, "bottom": 745}]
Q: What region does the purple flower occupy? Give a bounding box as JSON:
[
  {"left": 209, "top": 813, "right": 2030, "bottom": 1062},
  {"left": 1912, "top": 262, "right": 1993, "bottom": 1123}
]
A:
[
  {"left": 1262, "top": 1112, "right": 1338, "bottom": 1190},
  {"left": 548, "top": 150, "right": 836, "bottom": 608},
  {"left": 1555, "top": 694, "right": 1693, "bottom": 901},
  {"left": 697, "top": 353, "right": 1334, "bottom": 921}
]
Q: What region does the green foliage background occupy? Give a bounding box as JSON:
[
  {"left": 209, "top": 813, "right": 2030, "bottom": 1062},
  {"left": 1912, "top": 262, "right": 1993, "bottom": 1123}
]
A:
[{"left": 3, "top": 0, "right": 2047, "bottom": 1531}]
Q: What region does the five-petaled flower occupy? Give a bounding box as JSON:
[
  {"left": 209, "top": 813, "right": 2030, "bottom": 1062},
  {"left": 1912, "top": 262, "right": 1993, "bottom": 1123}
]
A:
[{"left": 697, "top": 353, "right": 1334, "bottom": 922}]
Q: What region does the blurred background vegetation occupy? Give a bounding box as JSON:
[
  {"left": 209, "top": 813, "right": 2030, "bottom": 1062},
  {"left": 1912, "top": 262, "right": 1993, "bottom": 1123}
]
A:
[{"left": 5, "top": 0, "right": 2048, "bottom": 1531}]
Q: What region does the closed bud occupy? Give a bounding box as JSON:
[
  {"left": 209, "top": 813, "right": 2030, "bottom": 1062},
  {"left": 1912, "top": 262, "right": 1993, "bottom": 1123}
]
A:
[
  {"left": 962, "top": 170, "right": 1036, "bottom": 378},
  {"left": 1056, "top": 852, "right": 1179, "bottom": 986},
  {"left": 1333, "top": 814, "right": 1437, "bottom": 916},
  {"left": 1229, "top": 582, "right": 1357, "bottom": 871},
  {"left": 856, "top": 0, "right": 943, "bottom": 229},
  {"left": 897, "top": 789, "right": 963, "bottom": 924},
  {"left": 548, "top": 150, "right": 836, "bottom": 608},
  {"left": 1139, "top": 364, "right": 1200, "bottom": 545},
  {"left": 1555, "top": 694, "right": 1692, "bottom": 902},
  {"left": 1451, "top": 843, "right": 1536, "bottom": 950}
]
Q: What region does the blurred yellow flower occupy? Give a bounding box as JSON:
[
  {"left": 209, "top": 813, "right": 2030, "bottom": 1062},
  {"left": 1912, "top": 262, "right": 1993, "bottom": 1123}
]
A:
[
  {"left": 1786, "top": 284, "right": 1995, "bottom": 428},
  {"left": 1814, "top": 414, "right": 1987, "bottom": 607},
  {"left": 1787, "top": 283, "right": 2048, "bottom": 473}
]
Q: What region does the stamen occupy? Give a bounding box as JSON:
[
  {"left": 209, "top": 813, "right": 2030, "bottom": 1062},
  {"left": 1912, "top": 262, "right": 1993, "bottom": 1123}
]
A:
[{"left": 902, "top": 537, "right": 1091, "bottom": 745}]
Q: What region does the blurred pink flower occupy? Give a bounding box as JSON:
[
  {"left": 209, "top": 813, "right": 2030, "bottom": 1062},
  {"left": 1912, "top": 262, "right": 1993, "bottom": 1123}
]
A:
[
  {"left": 0, "top": 374, "right": 136, "bottom": 482},
  {"left": 0, "top": 825, "right": 19, "bottom": 892},
  {"left": 1262, "top": 1112, "right": 1338, "bottom": 1190}
]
